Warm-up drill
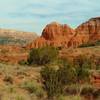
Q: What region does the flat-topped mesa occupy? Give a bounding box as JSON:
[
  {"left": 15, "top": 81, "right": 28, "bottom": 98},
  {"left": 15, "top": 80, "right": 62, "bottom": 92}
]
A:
[
  {"left": 68, "top": 17, "right": 100, "bottom": 47},
  {"left": 28, "top": 22, "right": 75, "bottom": 48}
]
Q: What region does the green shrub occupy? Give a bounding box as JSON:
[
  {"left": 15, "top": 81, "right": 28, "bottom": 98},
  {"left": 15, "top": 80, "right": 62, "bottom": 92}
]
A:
[
  {"left": 80, "top": 85, "right": 94, "bottom": 96},
  {"left": 56, "top": 95, "right": 66, "bottom": 100},
  {"left": 74, "top": 55, "right": 91, "bottom": 83},
  {"left": 58, "top": 61, "right": 76, "bottom": 84},
  {"left": 35, "top": 87, "right": 45, "bottom": 98},
  {"left": 79, "top": 43, "right": 95, "bottom": 48},
  {"left": 41, "top": 66, "right": 61, "bottom": 98},
  {"left": 41, "top": 62, "right": 76, "bottom": 98},
  {"left": 20, "top": 81, "right": 38, "bottom": 93},
  {"left": 79, "top": 40, "right": 100, "bottom": 48},
  {"left": 93, "top": 89, "right": 100, "bottom": 99},
  {"left": 18, "top": 60, "right": 27, "bottom": 65},
  {"left": 75, "top": 65, "right": 90, "bottom": 83},
  {"left": 27, "top": 46, "right": 58, "bottom": 65},
  {"left": 95, "top": 40, "right": 100, "bottom": 46},
  {"left": 20, "top": 80, "right": 44, "bottom": 98},
  {"left": 15, "top": 95, "right": 25, "bottom": 100},
  {"left": 65, "top": 84, "right": 80, "bottom": 95},
  {"left": 7, "top": 85, "right": 16, "bottom": 93},
  {"left": 56, "top": 95, "right": 82, "bottom": 100}
]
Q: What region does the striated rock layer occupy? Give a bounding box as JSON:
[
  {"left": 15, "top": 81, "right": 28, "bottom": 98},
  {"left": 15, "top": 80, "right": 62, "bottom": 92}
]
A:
[
  {"left": 69, "top": 17, "right": 100, "bottom": 47},
  {"left": 27, "top": 22, "right": 75, "bottom": 49},
  {"left": 28, "top": 17, "right": 100, "bottom": 49}
]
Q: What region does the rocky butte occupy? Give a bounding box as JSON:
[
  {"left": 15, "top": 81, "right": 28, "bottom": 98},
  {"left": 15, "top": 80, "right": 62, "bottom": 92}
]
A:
[
  {"left": 27, "top": 22, "right": 75, "bottom": 49},
  {"left": 27, "top": 17, "right": 100, "bottom": 49}
]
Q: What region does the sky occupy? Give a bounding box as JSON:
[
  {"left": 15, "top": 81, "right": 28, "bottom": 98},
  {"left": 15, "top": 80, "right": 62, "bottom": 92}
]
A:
[{"left": 0, "top": 0, "right": 100, "bottom": 35}]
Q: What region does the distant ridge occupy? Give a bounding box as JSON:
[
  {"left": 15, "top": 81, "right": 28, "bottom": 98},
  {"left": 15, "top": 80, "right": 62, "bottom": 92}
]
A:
[{"left": 0, "top": 28, "right": 38, "bottom": 46}]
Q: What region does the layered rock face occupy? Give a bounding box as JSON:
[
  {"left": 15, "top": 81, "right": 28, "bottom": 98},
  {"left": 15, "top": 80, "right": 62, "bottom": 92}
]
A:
[
  {"left": 27, "top": 22, "right": 75, "bottom": 48},
  {"left": 28, "top": 17, "right": 100, "bottom": 49},
  {"left": 69, "top": 17, "right": 100, "bottom": 47}
]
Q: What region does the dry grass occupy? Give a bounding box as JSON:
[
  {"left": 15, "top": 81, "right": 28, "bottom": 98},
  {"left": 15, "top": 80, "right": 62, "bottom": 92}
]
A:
[{"left": 0, "top": 63, "right": 43, "bottom": 100}]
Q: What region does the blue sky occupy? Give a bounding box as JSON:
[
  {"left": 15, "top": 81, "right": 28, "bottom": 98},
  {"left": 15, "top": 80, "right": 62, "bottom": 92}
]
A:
[{"left": 0, "top": 0, "right": 100, "bottom": 34}]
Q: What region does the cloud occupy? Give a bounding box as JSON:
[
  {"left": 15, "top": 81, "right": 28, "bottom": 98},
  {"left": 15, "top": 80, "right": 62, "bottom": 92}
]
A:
[{"left": 0, "top": 0, "right": 100, "bottom": 34}]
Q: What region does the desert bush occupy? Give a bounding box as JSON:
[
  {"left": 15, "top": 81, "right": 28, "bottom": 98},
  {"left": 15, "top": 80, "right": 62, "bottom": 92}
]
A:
[
  {"left": 74, "top": 55, "right": 91, "bottom": 83},
  {"left": 58, "top": 60, "right": 76, "bottom": 84},
  {"left": 65, "top": 84, "right": 80, "bottom": 95},
  {"left": 56, "top": 95, "right": 82, "bottom": 100},
  {"left": 3, "top": 75, "right": 13, "bottom": 84},
  {"left": 79, "top": 42, "right": 95, "bottom": 48},
  {"left": 20, "top": 81, "right": 38, "bottom": 93},
  {"left": 79, "top": 40, "right": 100, "bottom": 48},
  {"left": 18, "top": 60, "right": 27, "bottom": 65},
  {"left": 74, "top": 55, "right": 92, "bottom": 69},
  {"left": 75, "top": 65, "right": 90, "bottom": 83},
  {"left": 41, "top": 66, "right": 61, "bottom": 98},
  {"left": 7, "top": 85, "right": 16, "bottom": 93},
  {"left": 93, "top": 89, "right": 100, "bottom": 99},
  {"left": 56, "top": 95, "right": 66, "bottom": 100},
  {"left": 95, "top": 40, "right": 100, "bottom": 46},
  {"left": 15, "top": 95, "right": 25, "bottom": 100},
  {"left": 27, "top": 46, "right": 58, "bottom": 65},
  {"left": 20, "top": 80, "right": 44, "bottom": 98},
  {"left": 59, "top": 57, "right": 90, "bottom": 83},
  {"left": 80, "top": 85, "right": 94, "bottom": 96},
  {"left": 41, "top": 62, "right": 76, "bottom": 98}
]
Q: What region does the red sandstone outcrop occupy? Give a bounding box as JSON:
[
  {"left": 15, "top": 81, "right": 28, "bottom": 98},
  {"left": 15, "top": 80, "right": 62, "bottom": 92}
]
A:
[
  {"left": 69, "top": 17, "right": 100, "bottom": 47},
  {"left": 27, "top": 22, "right": 75, "bottom": 48},
  {"left": 28, "top": 17, "right": 100, "bottom": 49}
]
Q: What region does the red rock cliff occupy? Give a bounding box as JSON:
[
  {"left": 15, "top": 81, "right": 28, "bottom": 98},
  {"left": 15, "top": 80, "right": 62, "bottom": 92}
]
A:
[
  {"left": 27, "top": 22, "right": 75, "bottom": 48},
  {"left": 27, "top": 17, "right": 100, "bottom": 49},
  {"left": 68, "top": 17, "right": 100, "bottom": 47}
]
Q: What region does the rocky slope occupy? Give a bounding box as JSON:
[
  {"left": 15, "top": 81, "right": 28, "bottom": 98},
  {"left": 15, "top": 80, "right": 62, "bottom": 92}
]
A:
[
  {"left": 28, "top": 17, "right": 100, "bottom": 49},
  {"left": 0, "top": 28, "right": 38, "bottom": 46}
]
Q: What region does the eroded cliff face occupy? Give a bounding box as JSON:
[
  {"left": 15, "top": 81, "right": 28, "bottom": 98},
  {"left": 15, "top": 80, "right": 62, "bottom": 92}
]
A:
[
  {"left": 69, "top": 17, "right": 100, "bottom": 47},
  {"left": 27, "top": 22, "right": 75, "bottom": 48},
  {"left": 27, "top": 17, "right": 100, "bottom": 49},
  {"left": 77, "top": 17, "right": 100, "bottom": 42}
]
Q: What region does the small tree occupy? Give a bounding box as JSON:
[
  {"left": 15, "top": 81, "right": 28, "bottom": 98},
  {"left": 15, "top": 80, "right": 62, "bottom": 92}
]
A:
[
  {"left": 27, "top": 46, "right": 58, "bottom": 65},
  {"left": 41, "top": 66, "right": 61, "bottom": 98},
  {"left": 41, "top": 61, "right": 76, "bottom": 98}
]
